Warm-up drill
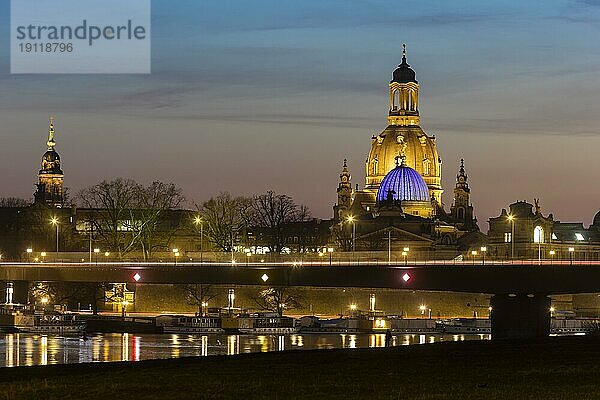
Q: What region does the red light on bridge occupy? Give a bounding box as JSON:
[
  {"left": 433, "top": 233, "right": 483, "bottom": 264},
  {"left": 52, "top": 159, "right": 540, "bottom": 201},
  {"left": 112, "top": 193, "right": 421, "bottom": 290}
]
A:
[
  {"left": 402, "top": 273, "right": 411, "bottom": 283},
  {"left": 133, "top": 273, "right": 141, "bottom": 282}
]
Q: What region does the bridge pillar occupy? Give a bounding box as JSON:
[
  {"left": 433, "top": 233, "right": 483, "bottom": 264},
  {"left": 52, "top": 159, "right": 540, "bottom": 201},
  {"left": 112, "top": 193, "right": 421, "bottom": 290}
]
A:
[{"left": 490, "top": 294, "right": 550, "bottom": 340}]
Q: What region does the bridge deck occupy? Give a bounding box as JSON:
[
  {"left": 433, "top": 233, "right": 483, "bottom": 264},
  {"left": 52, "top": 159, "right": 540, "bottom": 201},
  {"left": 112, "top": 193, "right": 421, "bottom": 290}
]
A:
[{"left": 1, "top": 262, "right": 600, "bottom": 294}]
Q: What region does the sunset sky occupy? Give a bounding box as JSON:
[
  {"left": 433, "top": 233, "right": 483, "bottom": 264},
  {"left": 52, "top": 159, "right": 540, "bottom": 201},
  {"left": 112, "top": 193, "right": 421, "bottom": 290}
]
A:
[{"left": 1, "top": 0, "right": 600, "bottom": 226}]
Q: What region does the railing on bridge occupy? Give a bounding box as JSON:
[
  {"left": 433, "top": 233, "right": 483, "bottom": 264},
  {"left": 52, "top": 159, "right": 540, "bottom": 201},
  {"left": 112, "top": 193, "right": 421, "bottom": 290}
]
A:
[{"left": 3, "top": 260, "right": 600, "bottom": 268}]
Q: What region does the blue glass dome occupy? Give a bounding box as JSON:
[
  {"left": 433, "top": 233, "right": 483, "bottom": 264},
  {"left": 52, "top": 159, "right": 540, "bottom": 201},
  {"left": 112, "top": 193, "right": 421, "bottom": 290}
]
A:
[{"left": 377, "top": 161, "right": 430, "bottom": 203}]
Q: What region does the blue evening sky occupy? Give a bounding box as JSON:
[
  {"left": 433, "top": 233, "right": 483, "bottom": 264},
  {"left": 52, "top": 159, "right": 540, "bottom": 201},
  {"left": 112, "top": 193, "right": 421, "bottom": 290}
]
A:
[{"left": 1, "top": 0, "right": 600, "bottom": 224}]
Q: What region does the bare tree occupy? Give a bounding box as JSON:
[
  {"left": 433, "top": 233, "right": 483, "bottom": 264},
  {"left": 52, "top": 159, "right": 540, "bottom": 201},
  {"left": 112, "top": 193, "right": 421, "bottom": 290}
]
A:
[
  {"left": 0, "top": 197, "right": 30, "bottom": 208},
  {"left": 249, "top": 191, "right": 311, "bottom": 253},
  {"left": 251, "top": 287, "right": 304, "bottom": 316},
  {"left": 76, "top": 179, "right": 185, "bottom": 259},
  {"left": 133, "top": 181, "right": 185, "bottom": 260},
  {"left": 197, "top": 192, "right": 251, "bottom": 252},
  {"left": 76, "top": 178, "right": 141, "bottom": 257},
  {"left": 179, "top": 284, "right": 219, "bottom": 315}
]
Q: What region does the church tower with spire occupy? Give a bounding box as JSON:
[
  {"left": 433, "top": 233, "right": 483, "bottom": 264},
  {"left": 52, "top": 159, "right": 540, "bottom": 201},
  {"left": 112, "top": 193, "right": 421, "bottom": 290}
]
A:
[
  {"left": 34, "top": 116, "right": 64, "bottom": 207},
  {"left": 450, "top": 159, "right": 476, "bottom": 229},
  {"left": 333, "top": 159, "right": 352, "bottom": 220}
]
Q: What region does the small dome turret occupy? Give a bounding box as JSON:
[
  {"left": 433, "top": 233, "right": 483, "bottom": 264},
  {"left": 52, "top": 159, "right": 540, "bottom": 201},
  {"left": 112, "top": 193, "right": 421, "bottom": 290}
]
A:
[{"left": 391, "top": 44, "right": 417, "bottom": 84}]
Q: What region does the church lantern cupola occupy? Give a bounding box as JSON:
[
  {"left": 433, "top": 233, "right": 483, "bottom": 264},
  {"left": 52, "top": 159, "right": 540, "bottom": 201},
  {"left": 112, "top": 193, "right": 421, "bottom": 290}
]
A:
[{"left": 388, "top": 44, "right": 420, "bottom": 127}]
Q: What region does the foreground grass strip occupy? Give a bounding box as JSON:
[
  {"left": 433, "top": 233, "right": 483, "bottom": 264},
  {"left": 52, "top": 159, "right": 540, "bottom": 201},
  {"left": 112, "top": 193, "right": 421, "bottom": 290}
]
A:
[{"left": 1, "top": 337, "right": 600, "bottom": 399}]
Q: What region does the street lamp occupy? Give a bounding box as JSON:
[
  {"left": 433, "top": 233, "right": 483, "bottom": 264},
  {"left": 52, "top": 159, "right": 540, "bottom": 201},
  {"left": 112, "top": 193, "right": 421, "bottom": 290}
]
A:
[
  {"left": 569, "top": 247, "right": 575, "bottom": 266},
  {"left": 480, "top": 246, "right": 487, "bottom": 265},
  {"left": 122, "top": 300, "right": 129, "bottom": 317},
  {"left": 104, "top": 251, "right": 110, "bottom": 262},
  {"left": 26, "top": 248, "right": 33, "bottom": 262},
  {"left": 172, "top": 248, "right": 179, "bottom": 265},
  {"left": 402, "top": 251, "right": 408, "bottom": 266},
  {"left": 246, "top": 251, "right": 251, "bottom": 266},
  {"left": 194, "top": 216, "right": 204, "bottom": 263},
  {"left": 50, "top": 216, "right": 59, "bottom": 254},
  {"left": 549, "top": 250, "right": 555, "bottom": 264},
  {"left": 93, "top": 248, "right": 100, "bottom": 265},
  {"left": 419, "top": 304, "right": 431, "bottom": 319},
  {"left": 507, "top": 215, "right": 515, "bottom": 260},
  {"left": 346, "top": 216, "right": 356, "bottom": 262},
  {"left": 40, "top": 252, "right": 47, "bottom": 263},
  {"left": 328, "top": 247, "right": 334, "bottom": 267}
]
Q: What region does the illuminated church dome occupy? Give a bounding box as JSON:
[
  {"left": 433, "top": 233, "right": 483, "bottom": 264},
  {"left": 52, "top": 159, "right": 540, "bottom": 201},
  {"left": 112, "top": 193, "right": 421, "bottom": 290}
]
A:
[
  {"left": 376, "top": 157, "right": 430, "bottom": 203},
  {"left": 364, "top": 45, "right": 442, "bottom": 206}
]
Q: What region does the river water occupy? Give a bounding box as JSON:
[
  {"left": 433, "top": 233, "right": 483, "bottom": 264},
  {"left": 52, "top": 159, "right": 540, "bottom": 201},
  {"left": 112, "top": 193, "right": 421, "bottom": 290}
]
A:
[{"left": 0, "top": 332, "right": 490, "bottom": 367}]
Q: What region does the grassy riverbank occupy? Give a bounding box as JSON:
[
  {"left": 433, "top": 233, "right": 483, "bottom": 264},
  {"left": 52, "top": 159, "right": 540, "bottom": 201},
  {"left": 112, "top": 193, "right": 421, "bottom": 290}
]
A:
[{"left": 2, "top": 336, "right": 600, "bottom": 399}]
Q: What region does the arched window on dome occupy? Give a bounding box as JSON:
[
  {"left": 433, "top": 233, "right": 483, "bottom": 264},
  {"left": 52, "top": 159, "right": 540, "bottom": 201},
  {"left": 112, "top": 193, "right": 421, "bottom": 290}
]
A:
[
  {"left": 372, "top": 159, "right": 378, "bottom": 175},
  {"left": 533, "top": 226, "right": 544, "bottom": 244},
  {"left": 393, "top": 90, "right": 399, "bottom": 111}
]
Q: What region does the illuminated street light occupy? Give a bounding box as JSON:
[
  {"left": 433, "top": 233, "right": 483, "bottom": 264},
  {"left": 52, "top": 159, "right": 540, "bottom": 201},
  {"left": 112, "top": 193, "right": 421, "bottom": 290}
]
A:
[
  {"left": 349, "top": 303, "right": 357, "bottom": 311},
  {"left": 122, "top": 300, "right": 130, "bottom": 317},
  {"left": 401, "top": 250, "right": 408, "bottom": 266},
  {"left": 194, "top": 216, "right": 204, "bottom": 263},
  {"left": 50, "top": 216, "right": 59, "bottom": 253},
  {"left": 480, "top": 246, "right": 487, "bottom": 265},
  {"left": 419, "top": 304, "right": 431, "bottom": 318},
  {"left": 328, "top": 247, "right": 334, "bottom": 266},
  {"left": 471, "top": 250, "right": 478, "bottom": 265},
  {"left": 346, "top": 216, "right": 356, "bottom": 261},
  {"left": 507, "top": 215, "right": 515, "bottom": 260},
  {"left": 569, "top": 247, "right": 575, "bottom": 266},
  {"left": 549, "top": 250, "right": 556, "bottom": 264},
  {"left": 172, "top": 248, "right": 179, "bottom": 265},
  {"left": 93, "top": 248, "right": 100, "bottom": 265}
]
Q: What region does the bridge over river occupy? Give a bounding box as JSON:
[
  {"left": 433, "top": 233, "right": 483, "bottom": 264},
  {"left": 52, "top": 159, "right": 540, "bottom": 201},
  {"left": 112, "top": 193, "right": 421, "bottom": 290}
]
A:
[{"left": 3, "top": 261, "right": 600, "bottom": 339}]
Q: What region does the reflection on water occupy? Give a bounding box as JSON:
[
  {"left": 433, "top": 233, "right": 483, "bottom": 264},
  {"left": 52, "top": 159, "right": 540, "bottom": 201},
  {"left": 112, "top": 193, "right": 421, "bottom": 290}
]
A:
[{"left": 0, "top": 332, "right": 491, "bottom": 368}]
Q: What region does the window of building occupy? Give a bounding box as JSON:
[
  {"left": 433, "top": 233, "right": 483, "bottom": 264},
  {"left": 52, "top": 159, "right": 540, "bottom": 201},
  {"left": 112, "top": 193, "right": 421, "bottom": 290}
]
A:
[
  {"left": 552, "top": 233, "right": 557, "bottom": 240},
  {"left": 533, "top": 226, "right": 544, "bottom": 244},
  {"left": 575, "top": 233, "right": 585, "bottom": 241},
  {"left": 504, "top": 232, "right": 512, "bottom": 243}
]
